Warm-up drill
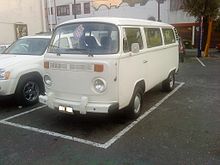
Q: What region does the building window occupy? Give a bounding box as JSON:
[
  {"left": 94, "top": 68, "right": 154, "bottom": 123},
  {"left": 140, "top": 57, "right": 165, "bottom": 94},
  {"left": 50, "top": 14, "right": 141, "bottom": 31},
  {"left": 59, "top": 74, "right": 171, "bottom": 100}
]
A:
[
  {"left": 84, "top": 2, "right": 90, "bottom": 14},
  {"left": 15, "top": 24, "right": 28, "bottom": 39},
  {"left": 72, "top": 4, "right": 81, "bottom": 15},
  {"left": 57, "top": 5, "right": 70, "bottom": 16},
  {"left": 51, "top": 7, "right": 53, "bottom": 15}
]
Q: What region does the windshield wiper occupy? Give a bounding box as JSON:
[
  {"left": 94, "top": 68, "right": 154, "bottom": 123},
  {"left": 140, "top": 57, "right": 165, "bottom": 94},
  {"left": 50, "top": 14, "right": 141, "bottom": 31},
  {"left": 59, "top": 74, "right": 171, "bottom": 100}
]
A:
[
  {"left": 48, "top": 46, "right": 94, "bottom": 57},
  {"left": 84, "top": 41, "right": 94, "bottom": 57},
  {"left": 48, "top": 45, "right": 61, "bottom": 56},
  {"left": 64, "top": 48, "right": 94, "bottom": 57}
]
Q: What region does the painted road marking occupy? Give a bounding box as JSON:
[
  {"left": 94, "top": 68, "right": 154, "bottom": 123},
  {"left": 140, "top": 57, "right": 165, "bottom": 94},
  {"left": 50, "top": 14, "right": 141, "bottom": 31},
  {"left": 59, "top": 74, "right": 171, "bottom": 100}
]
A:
[
  {"left": 102, "top": 82, "right": 185, "bottom": 149},
  {"left": 0, "top": 120, "right": 104, "bottom": 148},
  {"left": 196, "top": 57, "right": 206, "bottom": 67},
  {"left": 0, "top": 105, "right": 47, "bottom": 122},
  {"left": 0, "top": 82, "right": 185, "bottom": 149}
]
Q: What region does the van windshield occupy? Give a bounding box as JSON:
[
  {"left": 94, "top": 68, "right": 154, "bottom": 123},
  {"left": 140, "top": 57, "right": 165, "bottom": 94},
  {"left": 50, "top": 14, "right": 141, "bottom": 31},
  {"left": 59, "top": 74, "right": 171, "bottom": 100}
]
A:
[{"left": 48, "top": 23, "right": 119, "bottom": 55}]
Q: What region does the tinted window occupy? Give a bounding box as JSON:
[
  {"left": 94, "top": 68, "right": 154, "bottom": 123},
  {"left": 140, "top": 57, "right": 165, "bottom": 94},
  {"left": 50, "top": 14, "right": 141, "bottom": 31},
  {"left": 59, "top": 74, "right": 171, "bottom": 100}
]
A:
[
  {"left": 145, "top": 28, "right": 162, "bottom": 48},
  {"left": 123, "top": 28, "right": 143, "bottom": 52},
  {"left": 4, "top": 38, "right": 50, "bottom": 55},
  {"left": 162, "top": 28, "right": 176, "bottom": 45}
]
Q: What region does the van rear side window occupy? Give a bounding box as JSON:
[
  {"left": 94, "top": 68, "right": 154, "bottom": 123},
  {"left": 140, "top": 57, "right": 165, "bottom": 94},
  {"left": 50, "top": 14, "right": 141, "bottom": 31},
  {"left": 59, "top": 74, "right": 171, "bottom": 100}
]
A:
[
  {"left": 123, "top": 28, "right": 143, "bottom": 53},
  {"left": 145, "top": 28, "right": 162, "bottom": 48},
  {"left": 162, "top": 29, "right": 175, "bottom": 45}
]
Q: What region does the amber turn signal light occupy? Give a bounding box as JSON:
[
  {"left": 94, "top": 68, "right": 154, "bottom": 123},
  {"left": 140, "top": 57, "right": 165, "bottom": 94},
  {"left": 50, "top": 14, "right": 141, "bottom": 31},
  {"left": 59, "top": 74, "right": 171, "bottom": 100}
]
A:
[
  {"left": 44, "top": 61, "right": 49, "bottom": 69},
  {"left": 94, "top": 64, "right": 104, "bottom": 72}
]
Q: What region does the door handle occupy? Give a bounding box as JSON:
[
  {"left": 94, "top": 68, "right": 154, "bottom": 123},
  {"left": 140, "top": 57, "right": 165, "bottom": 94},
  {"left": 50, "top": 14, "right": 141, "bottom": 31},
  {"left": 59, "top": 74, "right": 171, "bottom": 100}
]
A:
[{"left": 143, "top": 60, "right": 148, "bottom": 63}]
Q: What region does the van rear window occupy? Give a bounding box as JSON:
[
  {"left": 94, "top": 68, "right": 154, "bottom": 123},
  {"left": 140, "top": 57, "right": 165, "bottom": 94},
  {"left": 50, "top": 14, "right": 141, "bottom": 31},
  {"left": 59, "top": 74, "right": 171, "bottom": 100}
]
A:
[{"left": 162, "top": 28, "right": 176, "bottom": 45}]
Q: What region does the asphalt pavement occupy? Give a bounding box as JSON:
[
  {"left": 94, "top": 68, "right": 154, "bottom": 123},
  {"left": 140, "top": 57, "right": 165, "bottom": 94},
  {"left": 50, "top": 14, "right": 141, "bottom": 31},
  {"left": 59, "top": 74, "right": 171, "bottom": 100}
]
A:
[{"left": 0, "top": 50, "right": 220, "bottom": 165}]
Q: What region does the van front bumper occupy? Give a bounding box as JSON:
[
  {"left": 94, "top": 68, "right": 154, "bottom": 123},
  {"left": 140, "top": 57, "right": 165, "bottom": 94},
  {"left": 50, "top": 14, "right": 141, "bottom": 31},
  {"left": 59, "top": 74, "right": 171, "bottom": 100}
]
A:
[{"left": 39, "top": 95, "right": 119, "bottom": 114}]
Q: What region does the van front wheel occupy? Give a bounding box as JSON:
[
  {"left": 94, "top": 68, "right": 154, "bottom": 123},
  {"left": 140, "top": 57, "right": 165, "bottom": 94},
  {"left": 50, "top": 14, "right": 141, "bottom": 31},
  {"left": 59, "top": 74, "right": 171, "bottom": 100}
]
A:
[
  {"left": 162, "top": 71, "right": 175, "bottom": 92},
  {"left": 127, "top": 87, "right": 143, "bottom": 119}
]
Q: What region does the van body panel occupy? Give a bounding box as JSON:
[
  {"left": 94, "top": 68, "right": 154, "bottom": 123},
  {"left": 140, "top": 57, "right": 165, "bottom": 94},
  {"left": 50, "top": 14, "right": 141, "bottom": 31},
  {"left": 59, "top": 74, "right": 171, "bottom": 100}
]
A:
[
  {"left": 44, "top": 54, "right": 119, "bottom": 103},
  {"left": 118, "top": 51, "right": 146, "bottom": 109},
  {"left": 145, "top": 44, "right": 178, "bottom": 90}
]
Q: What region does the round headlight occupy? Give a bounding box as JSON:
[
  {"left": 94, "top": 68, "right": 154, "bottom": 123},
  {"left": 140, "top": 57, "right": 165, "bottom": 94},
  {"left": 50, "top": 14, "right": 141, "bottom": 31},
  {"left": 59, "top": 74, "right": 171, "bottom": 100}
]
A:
[
  {"left": 44, "top": 75, "right": 52, "bottom": 86},
  {"left": 93, "top": 78, "right": 107, "bottom": 93}
]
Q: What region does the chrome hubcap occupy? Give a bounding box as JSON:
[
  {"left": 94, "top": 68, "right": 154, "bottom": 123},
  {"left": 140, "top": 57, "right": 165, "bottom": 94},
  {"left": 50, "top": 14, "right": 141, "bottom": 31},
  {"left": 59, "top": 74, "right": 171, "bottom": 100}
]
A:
[
  {"left": 134, "top": 95, "right": 141, "bottom": 114},
  {"left": 169, "top": 75, "right": 174, "bottom": 88}
]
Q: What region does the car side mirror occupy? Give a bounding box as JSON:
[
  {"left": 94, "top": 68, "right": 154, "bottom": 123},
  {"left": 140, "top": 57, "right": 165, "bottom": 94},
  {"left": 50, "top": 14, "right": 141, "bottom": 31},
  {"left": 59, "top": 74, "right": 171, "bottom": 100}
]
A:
[{"left": 131, "top": 43, "right": 140, "bottom": 53}]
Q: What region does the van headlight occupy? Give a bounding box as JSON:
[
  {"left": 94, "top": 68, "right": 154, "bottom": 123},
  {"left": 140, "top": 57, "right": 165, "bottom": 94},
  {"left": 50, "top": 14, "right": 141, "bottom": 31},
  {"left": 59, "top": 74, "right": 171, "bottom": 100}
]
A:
[
  {"left": 44, "top": 75, "right": 52, "bottom": 86},
  {"left": 0, "top": 69, "right": 10, "bottom": 80},
  {"left": 93, "top": 78, "right": 107, "bottom": 93}
]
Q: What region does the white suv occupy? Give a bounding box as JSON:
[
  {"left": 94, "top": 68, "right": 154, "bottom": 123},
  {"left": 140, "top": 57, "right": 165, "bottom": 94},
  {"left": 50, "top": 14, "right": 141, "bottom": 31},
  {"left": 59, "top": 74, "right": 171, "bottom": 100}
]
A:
[
  {"left": 0, "top": 44, "right": 10, "bottom": 53},
  {"left": 0, "top": 35, "right": 51, "bottom": 105}
]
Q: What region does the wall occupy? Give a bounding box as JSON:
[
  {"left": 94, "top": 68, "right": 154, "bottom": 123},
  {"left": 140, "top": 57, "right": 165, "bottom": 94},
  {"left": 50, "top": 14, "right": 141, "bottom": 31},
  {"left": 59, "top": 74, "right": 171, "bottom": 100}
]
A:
[
  {"left": 168, "top": 10, "right": 196, "bottom": 24},
  {"left": 0, "top": 0, "right": 44, "bottom": 44},
  {"left": 47, "top": 0, "right": 170, "bottom": 28}
]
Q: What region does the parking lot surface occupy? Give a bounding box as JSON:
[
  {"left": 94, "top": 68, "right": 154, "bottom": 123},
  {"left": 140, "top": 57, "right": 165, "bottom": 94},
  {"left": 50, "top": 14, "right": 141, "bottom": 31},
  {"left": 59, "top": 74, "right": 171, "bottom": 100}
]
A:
[{"left": 0, "top": 52, "right": 220, "bottom": 165}]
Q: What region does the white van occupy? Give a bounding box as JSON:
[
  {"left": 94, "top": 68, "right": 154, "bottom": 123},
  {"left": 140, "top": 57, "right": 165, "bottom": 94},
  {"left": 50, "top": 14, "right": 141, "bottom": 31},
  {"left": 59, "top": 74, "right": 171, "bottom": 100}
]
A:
[{"left": 40, "top": 17, "right": 179, "bottom": 118}]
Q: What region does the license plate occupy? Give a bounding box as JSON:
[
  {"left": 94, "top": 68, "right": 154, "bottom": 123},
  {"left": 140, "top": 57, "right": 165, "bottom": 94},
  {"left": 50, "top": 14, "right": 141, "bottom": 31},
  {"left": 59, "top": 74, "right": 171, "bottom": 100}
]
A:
[{"left": 58, "top": 106, "right": 73, "bottom": 113}]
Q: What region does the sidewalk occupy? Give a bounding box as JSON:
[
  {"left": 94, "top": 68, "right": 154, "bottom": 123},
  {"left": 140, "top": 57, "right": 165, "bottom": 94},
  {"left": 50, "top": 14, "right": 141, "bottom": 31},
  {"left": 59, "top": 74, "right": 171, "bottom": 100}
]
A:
[{"left": 185, "top": 48, "right": 220, "bottom": 58}]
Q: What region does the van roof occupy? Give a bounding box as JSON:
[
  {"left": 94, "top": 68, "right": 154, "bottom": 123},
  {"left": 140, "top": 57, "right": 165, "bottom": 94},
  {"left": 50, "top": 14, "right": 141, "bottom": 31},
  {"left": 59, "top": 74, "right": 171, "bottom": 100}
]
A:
[{"left": 57, "top": 17, "right": 173, "bottom": 28}]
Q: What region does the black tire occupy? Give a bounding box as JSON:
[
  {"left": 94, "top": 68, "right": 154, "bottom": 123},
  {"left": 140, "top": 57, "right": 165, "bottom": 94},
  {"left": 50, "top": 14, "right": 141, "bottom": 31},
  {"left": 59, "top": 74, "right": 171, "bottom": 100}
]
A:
[
  {"left": 162, "top": 71, "right": 175, "bottom": 92},
  {"left": 126, "top": 86, "right": 143, "bottom": 119},
  {"left": 15, "top": 76, "right": 41, "bottom": 106}
]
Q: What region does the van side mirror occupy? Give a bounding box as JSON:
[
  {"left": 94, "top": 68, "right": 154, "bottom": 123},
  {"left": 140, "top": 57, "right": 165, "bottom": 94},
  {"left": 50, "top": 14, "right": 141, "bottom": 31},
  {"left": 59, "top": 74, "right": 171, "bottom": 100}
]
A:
[{"left": 131, "top": 43, "right": 140, "bottom": 53}]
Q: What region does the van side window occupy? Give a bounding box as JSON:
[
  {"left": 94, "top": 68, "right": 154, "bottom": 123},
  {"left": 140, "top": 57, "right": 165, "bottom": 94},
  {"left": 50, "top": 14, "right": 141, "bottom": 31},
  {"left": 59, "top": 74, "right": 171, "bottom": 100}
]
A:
[
  {"left": 145, "top": 28, "right": 162, "bottom": 48},
  {"left": 123, "top": 28, "right": 143, "bottom": 52},
  {"left": 162, "top": 29, "right": 176, "bottom": 45}
]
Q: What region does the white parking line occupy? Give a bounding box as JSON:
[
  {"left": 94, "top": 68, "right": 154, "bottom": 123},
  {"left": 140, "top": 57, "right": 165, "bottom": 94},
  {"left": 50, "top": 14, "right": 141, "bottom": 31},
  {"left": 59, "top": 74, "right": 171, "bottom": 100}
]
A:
[
  {"left": 196, "top": 57, "right": 206, "bottom": 67},
  {"left": 0, "top": 120, "right": 105, "bottom": 148},
  {"left": 0, "top": 82, "right": 184, "bottom": 149},
  {"left": 0, "top": 105, "right": 47, "bottom": 122},
  {"left": 102, "top": 82, "right": 185, "bottom": 149}
]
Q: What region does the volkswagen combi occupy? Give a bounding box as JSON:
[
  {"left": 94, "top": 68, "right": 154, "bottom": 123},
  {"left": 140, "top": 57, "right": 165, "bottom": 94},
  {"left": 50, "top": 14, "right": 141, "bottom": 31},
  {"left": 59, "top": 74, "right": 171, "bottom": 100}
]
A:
[{"left": 40, "top": 17, "right": 179, "bottom": 118}]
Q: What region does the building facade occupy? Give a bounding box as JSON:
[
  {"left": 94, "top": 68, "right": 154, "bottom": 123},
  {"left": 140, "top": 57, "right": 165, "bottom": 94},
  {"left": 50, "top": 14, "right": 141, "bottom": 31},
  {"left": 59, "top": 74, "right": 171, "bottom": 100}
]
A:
[
  {"left": 46, "top": 0, "right": 171, "bottom": 30},
  {"left": 0, "top": 0, "right": 46, "bottom": 44},
  {"left": 46, "top": 0, "right": 208, "bottom": 47}
]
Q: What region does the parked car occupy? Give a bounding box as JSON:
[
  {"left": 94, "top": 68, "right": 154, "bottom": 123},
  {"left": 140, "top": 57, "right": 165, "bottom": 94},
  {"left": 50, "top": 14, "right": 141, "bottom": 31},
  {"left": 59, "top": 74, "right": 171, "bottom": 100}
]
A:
[
  {"left": 0, "top": 44, "right": 10, "bottom": 53},
  {"left": 179, "top": 37, "right": 185, "bottom": 63},
  {"left": 182, "top": 39, "right": 192, "bottom": 49},
  {"left": 0, "top": 35, "right": 51, "bottom": 105},
  {"left": 216, "top": 43, "right": 220, "bottom": 51}
]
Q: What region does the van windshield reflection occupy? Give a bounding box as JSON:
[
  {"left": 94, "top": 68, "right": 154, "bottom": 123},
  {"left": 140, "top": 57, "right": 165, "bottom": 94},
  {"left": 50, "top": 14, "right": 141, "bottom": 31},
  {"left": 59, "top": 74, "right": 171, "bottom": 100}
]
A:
[{"left": 48, "top": 23, "right": 119, "bottom": 55}]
